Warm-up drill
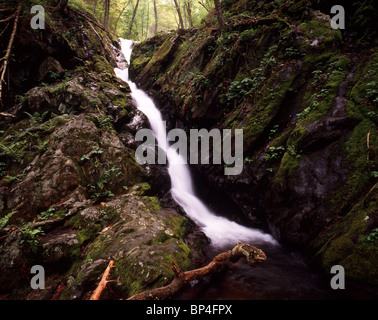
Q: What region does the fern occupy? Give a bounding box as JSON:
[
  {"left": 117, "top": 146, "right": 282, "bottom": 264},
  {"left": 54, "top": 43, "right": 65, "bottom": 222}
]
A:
[{"left": 0, "top": 211, "right": 16, "bottom": 229}]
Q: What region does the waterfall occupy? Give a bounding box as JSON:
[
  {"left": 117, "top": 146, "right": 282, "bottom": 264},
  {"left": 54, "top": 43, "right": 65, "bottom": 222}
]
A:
[{"left": 115, "top": 38, "right": 276, "bottom": 248}]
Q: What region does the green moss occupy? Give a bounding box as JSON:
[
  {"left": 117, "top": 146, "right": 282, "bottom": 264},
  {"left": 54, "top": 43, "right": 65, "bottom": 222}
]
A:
[
  {"left": 299, "top": 20, "right": 342, "bottom": 49},
  {"left": 328, "top": 53, "right": 378, "bottom": 214},
  {"left": 93, "top": 55, "right": 115, "bottom": 81},
  {"left": 167, "top": 215, "right": 189, "bottom": 240},
  {"left": 130, "top": 182, "right": 151, "bottom": 196},
  {"left": 142, "top": 196, "right": 161, "bottom": 212},
  {"left": 312, "top": 183, "right": 378, "bottom": 285},
  {"left": 329, "top": 119, "right": 377, "bottom": 214}
]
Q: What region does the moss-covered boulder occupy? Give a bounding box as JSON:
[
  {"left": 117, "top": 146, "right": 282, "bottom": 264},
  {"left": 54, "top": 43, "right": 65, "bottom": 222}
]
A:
[{"left": 61, "top": 187, "right": 194, "bottom": 299}]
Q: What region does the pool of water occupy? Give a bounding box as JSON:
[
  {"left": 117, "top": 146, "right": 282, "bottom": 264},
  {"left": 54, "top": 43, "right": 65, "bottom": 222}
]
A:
[{"left": 176, "top": 241, "right": 354, "bottom": 300}]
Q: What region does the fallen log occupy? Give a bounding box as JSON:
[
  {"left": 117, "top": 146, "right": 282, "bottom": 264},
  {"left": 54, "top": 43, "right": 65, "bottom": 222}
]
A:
[{"left": 128, "top": 242, "right": 267, "bottom": 300}]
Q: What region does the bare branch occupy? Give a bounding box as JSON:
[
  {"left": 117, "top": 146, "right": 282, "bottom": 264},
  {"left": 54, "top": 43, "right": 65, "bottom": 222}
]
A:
[
  {"left": 0, "top": 13, "right": 15, "bottom": 23},
  {"left": 0, "top": 1, "right": 23, "bottom": 106},
  {"left": 89, "top": 260, "right": 115, "bottom": 300}
]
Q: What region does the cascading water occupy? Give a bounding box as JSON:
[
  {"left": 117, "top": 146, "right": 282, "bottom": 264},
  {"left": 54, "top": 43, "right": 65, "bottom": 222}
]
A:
[
  {"left": 114, "top": 38, "right": 276, "bottom": 248},
  {"left": 113, "top": 38, "right": 353, "bottom": 300}
]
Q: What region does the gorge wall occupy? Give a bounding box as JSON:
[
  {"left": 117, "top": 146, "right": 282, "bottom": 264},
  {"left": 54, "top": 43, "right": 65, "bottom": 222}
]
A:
[{"left": 129, "top": 0, "right": 378, "bottom": 287}]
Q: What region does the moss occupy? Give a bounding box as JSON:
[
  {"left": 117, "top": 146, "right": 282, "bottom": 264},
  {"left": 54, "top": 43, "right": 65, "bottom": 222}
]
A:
[
  {"left": 242, "top": 65, "right": 297, "bottom": 147},
  {"left": 93, "top": 55, "right": 116, "bottom": 81},
  {"left": 312, "top": 183, "right": 378, "bottom": 285},
  {"left": 299, "top": 20, "right": 342, "bottom": 50},
  {"left": 141, "top": 196, "right": 161, "bottom": 212},
  {"left": 328, "top": 53, "right": 378, "bottom": 214},
  {"left": 167, "top": 215, "right": 189, "bottom": 240},
  {"left": 329, "top": 119, "right": 377, "bottom": 214}
]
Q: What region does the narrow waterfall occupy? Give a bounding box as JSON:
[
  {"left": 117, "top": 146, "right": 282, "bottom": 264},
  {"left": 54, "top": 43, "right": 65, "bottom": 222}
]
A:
[{"left": 114, "top": 38, "right": 276, "bottom": 248}]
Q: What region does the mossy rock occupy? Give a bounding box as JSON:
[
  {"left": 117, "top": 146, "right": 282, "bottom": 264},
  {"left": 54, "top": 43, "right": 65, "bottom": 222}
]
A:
[
  {"left": 312, "top": 183, "right": 378, "bottom": 285},
  {"left": 61, "top": 192, "right": 193, "bottom": 299}
]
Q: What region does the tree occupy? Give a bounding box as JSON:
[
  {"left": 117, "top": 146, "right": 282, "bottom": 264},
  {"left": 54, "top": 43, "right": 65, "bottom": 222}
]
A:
[
  {"left": 153, "top": 0, "right": 158, "bottom": 34},
  {"left": 103, "top": 0, "right": 110, "bottom": 29},
  {"left": 213, "top": 0, "right": 225, "bottom": 32},
  {"left": 58, "top": 0, "right": 68, "bottom": 12},
  {"left": 172, "top": 0, "right": 184, "bottom": 29},
  {"left": 128, "top": 0, "right": 140, "bottom": 38},
  {"left": 185, "top": 0, "right": 193, "bottom": 28}
]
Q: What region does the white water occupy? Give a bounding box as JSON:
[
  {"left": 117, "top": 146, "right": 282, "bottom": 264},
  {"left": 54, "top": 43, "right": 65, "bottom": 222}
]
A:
[{"left": 115, "top": 38, "right": 276, "bottom": 248}]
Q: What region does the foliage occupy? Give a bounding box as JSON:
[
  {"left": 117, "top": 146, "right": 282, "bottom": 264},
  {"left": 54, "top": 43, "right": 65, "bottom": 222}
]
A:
[
  {"left": 18, "top": 223, "right": 45, "bottom": 251},
  {"left": 24, "top": 111, "right": 49, "bottom": 124},
  {"left": 366, "top": 228, "right": 378, "bottom": 242},
  {"left": 87, "top": 166, "right": 122, "bottom": 200},
  {"left": 0, "top": 211, "right": 16, "bottom": 229},
  {"left": 72, "top": 0, "right": 210, "bottom": 41},
  {"left": 265, "top": 146, "right": 285, "bottom": 161}
]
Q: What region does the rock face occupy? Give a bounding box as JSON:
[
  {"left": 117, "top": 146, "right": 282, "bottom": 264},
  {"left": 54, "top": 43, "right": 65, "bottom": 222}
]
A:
[
  {"left": 0, "top": 3, "right": 205, "bottom": 299},
  {"left": 129, "top": 0, "right": 378, "bottom": 286},
  {"left": 62, "top": 187, "right": 194, "bottom": 299}
]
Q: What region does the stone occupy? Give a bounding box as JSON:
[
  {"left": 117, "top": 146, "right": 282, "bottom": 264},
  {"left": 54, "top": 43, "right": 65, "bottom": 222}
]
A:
[{"left": 38, "top": 56, "right": 64, "bottom": 82}]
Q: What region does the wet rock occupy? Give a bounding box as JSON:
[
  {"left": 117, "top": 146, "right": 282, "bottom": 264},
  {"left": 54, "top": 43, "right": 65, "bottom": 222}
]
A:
[
  {"left": 40, "top": 229, "right": 80, "bottom": 263},
  {"left": 300, "top": 117, "right": 359, "bottom": 153},
  {"left": 266, "top": 138, "right": 350, "bottom": 246}
]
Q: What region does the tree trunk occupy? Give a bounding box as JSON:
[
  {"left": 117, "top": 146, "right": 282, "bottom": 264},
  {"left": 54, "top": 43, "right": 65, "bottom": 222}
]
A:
[
  {"left": 128, "top": 242, "right": 267, "bottom": 300},
  {"left": 146, "top": 2, "right": 150, "bottom": 39},
  {"left": 183, "top": 2, "right": 187, "bottom": 28},
  {"left": 58, "top": 0, "right": 68, "bottom": 12},
  {"left": 128, "top": 0, "right": 140, "bottom": 38},
  {"left": 186, "top": 1, "right": 193, "bottom": 28},
  {"left": 213, "top": 0, "right": 225, "bottom": 32},
  {"left": 141, "top": 6, "right": 145, "bottom": 38},
  {"left": 172, "top": 0, "right": 184, "bottom": 29},
  {"left": 153, "top": 0, "right": 158, "bottom": 34},
  {"left": 103, "top": 0, "right": 110, "bottom": 30}
]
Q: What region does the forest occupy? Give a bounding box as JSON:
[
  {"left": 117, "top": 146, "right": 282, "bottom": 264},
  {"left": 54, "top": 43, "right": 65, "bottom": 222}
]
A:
[
  {"left": 0, "top": 0, "right": 377, "bottom": 303},
  {"left": 62, "top": 0, "right": 212, "bottom": 39}
]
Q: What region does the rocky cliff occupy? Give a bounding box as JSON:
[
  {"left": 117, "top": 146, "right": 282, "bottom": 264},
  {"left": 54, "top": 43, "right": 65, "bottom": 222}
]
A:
[
  {"left": 0, "top": 0, "right": 207, "bottom": 299},
  {"left": 129, "top": 0, "right": 378, "bottom": 287}
]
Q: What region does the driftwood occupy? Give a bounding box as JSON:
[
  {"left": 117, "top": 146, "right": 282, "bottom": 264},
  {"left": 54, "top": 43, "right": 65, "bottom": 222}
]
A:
[
  {"left": 128, "top": 242, "right": 267, "bottom": 300},
  {"left": 89, "top": 260, "right": 115, "bottom": 300}
]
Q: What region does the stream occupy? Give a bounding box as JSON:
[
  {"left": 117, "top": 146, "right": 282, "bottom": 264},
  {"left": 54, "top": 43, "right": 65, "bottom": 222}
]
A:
[{"left": 114, "top": 38, "right": 348, "bottom": 300}]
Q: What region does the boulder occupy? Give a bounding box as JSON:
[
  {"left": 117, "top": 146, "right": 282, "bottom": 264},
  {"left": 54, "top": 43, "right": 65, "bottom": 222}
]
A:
[{"left": 61, "top": 190, "right": 195, "bottom": 299}]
